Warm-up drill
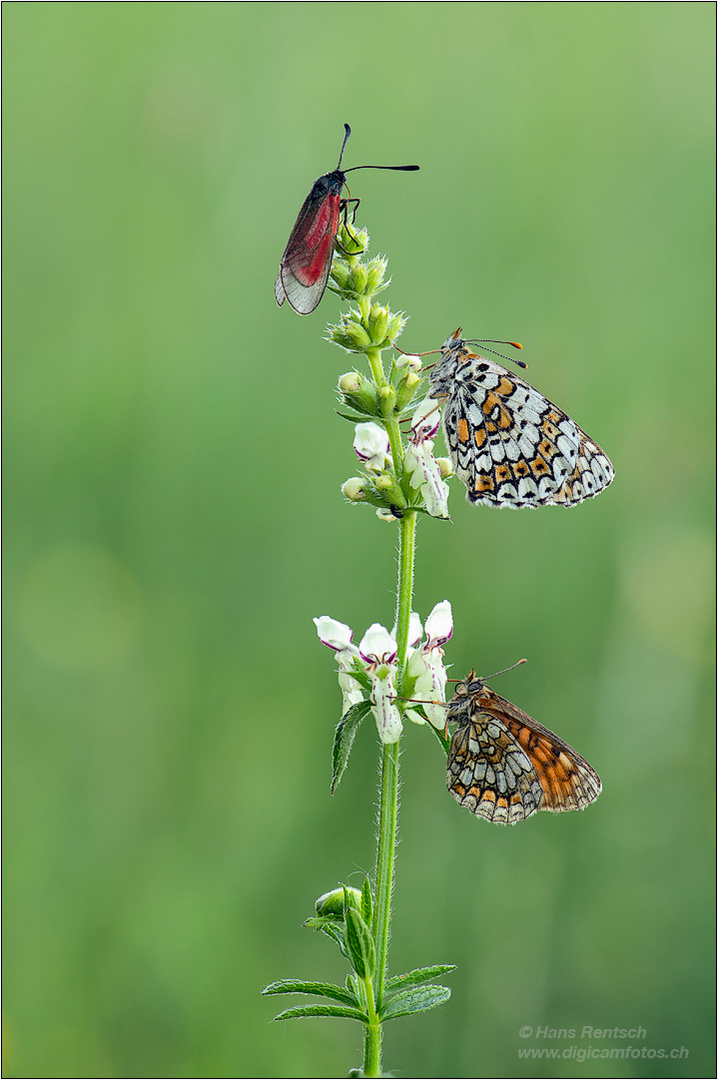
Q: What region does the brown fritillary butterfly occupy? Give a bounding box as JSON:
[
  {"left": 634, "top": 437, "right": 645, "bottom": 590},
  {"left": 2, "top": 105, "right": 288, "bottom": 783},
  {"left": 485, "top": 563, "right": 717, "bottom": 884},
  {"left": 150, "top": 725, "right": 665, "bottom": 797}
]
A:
[{"left": 446, "top": 671, "right": 601, "bottom": 825}]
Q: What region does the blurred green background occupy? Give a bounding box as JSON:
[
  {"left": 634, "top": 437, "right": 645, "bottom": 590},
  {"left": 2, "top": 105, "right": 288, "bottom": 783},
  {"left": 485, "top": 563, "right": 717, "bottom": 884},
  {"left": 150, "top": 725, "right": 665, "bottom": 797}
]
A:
[{"left": 3, "top": 3, "right": 715, "bottom": 1077}]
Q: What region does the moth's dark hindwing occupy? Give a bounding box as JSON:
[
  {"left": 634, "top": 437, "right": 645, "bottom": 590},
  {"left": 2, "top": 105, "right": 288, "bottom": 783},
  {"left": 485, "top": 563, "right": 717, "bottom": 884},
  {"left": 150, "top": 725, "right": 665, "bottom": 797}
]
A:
[{"left": 430, "top": 335, "right": 615, "bottom": 508}]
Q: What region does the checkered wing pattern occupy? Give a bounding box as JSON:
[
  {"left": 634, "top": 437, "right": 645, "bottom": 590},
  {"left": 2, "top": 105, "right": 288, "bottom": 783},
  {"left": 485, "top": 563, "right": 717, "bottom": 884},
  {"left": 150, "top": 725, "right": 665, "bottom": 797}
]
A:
[
  {"left": 446, "top": 672, "right": 601, "bottom": 825},
  {"left": 429, "top": 330, "right": 614, "bottom": 508}
]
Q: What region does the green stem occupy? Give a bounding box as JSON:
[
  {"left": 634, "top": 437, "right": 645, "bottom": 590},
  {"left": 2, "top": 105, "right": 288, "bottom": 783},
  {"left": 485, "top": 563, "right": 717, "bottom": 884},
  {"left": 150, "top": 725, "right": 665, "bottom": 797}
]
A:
[
  {"left": 366, "top": 510, "right": 417, "bottom": 1077},
  {"left": 361, "top": 974, "right": 382, "bottom": 1078}
]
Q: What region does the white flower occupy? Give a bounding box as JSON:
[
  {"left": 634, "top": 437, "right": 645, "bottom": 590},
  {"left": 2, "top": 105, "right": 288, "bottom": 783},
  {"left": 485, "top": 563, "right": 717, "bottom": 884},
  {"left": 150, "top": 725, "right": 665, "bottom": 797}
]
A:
[
  {"left": 354, "top": 423, "right": 391, "bottom": 474},
  {"left": 406, "top": 600, "right": 453, "bottom": 729},
  {"left": 405, "top": 399, "right": 449, "bottom": 519},
  {"left": 358, "top": 623, "right": 403, "bottom": 744},
  {"left": 313, "top": 616, "right": 364, "bottom": 712},
  {"left": 408, "top": 611, "right": 424, "bottom": 648},
  {"left": 314, "top": 603, "right": 454, "bottom": 742}
]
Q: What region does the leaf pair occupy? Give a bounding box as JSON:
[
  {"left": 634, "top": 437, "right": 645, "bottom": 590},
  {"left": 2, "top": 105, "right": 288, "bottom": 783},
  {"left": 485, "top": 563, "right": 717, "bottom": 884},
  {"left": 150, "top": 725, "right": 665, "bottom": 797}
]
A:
[{"left": 262, "top": 963, "right": 455, "bottom": 1023}]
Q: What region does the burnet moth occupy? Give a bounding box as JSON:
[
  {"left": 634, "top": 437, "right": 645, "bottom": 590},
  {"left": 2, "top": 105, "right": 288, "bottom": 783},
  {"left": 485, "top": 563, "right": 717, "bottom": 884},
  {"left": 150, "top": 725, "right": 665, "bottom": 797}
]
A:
[{"left": 274, "top": 124, "right": 419, "bottom": 315}]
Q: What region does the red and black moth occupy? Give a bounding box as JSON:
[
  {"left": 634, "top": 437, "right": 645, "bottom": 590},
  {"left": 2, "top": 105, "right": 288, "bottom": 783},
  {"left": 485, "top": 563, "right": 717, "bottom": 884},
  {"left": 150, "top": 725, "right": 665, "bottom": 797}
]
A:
[{"left": 274, "top": 124, "right": 419, "bottom": 315}]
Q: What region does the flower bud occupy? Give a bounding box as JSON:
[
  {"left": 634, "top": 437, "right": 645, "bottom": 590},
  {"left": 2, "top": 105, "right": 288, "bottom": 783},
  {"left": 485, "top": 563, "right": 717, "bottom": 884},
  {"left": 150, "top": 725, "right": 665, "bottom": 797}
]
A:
[
  {"left": 342, "top": 477, "right": 369, "bottom": 501},
  {"left": 339, "top": 371, "right": 378, "bottom": 415},
  {"left": 378, "top": 384, "right": 396, "bottom": 416},
  {"left": 350, "top": 263, "right": 368, "bottom": 295},
  {"left": 437, "top": 457, "right": 453, "bottom": 478},
  {"left": 387, "top": 312, "right": 408, "bottom": 342},
  {"left": 315, "top": 886, "right": 362, "bottom": 920},
  {"left": 337, "top": 224, "right": 368, "bottom": 256},
  {"left": 394, "top": 352, "right": 420, "bottom": 371},
  {"left": 374, "top": 473, "right": 406, "bottom": 508},
  {"left": 330, "top": 262, "right": 351, "bottom": 291},
  {"left": 365, "top": 256, "right": 388, "bottom": 295},
  {"left": 368, "top": 304, "right": 390, "bottom": 345},
  {"left": 395, "top": 370, "right": 421, "bottom": 412},
  {"left": 329, "top": 319, "right": 372, "bottom": 352}
]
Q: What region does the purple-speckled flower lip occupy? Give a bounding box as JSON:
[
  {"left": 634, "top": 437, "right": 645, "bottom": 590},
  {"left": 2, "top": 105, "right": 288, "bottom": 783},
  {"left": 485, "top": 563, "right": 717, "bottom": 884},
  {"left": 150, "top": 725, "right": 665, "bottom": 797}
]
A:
[
  {"left": 358, "top": 623, "right": 398, "bottom": 667},
  {"left": 353, "top": 423, "right": 392, "bottom": 473}
]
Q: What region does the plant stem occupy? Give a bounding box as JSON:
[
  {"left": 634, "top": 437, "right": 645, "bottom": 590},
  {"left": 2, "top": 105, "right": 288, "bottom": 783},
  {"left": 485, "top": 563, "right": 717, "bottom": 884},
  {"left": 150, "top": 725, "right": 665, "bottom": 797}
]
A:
[
  {"left": 367, "top": 509, "right": 417, "bottom": 1077},
  {"left": 361, "top": 974, "right": 382, "bottom": 1078}
]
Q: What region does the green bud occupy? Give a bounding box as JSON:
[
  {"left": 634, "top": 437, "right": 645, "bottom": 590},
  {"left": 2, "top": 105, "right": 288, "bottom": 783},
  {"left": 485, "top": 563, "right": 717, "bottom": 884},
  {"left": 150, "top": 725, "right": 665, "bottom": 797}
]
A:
[
  {"left": 365, "top": 256, "right": 388, "bottom": 294},
  {"left": 350, "top": 263, "right": 368, "bottom": 295},
  {"left": 395, "top": 369, "right": 421, "bottom": 412},
  {"left": 338, "top": 370, "right": 379, "bottom": 415},
  {"left": 388, "top": 312, "right": 408, "bottom": 342},
  {"left": 343, "top": 889, "right": 376, "bottom": 979},
  {"left": 329, "top": 319, "right": 372, "bottom": 352},
  {"left": 330, "top": 262, "right": 351, "bottom": 290},
  {"left": 374, "top": 473, "right": 406, "bottom": 508},
  {"left": 368, "top": 304, "right": 390, "bottom": 345},
  {"left": 378, "top": 384, "right": 396, "bottom": 417},
  {"left": 336, "top": 223, "right": 368, "bottom": 256},
  {"left": 316, "top": 886, "right": 363, "bottom": 920},
  {"left": 437, "top": 457, "right": 453, "bottom": 479}
]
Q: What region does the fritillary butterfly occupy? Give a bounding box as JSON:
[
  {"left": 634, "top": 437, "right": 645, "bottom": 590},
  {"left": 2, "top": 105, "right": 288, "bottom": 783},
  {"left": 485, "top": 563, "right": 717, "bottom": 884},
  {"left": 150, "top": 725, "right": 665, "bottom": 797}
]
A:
[
  {"left": 429, "top": 329, "right": 614, "bottom": 508},
  {"left": 446, "top": 671, "right": 601, "bottom": 825}
]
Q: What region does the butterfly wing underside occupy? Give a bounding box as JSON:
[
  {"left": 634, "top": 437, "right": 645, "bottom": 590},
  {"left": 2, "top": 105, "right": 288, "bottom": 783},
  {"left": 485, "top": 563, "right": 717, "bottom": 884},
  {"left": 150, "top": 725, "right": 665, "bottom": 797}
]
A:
[
  {"left": 432, "top": 335, "right": 615, "bottom": 508},
  {"left": 446, "top": 680, "right": 601, "bottom": 826}
]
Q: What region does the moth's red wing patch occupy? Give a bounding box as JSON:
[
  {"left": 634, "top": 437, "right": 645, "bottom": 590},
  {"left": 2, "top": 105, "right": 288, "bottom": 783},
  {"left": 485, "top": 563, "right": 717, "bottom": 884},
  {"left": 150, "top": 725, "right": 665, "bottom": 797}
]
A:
[{"left": 275, "top": 174, "right": 344, "bottom": 314}]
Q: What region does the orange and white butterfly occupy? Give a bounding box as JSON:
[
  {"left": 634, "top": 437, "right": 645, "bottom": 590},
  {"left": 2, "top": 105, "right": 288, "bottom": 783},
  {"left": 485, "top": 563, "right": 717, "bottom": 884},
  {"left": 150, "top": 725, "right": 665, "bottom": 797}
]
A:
[
  {"left": 428, "top": 329, "right": 614, "bottom": 508},
  {"left": 446, "top": 671, "right": 601, "bottom": 825}
]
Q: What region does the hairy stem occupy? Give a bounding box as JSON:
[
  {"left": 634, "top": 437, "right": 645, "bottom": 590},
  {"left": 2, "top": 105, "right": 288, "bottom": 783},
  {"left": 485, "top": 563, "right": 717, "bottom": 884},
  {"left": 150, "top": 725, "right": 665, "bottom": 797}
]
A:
[{"left": 367, "top": 510, "right": 417, "bottom": 1075}]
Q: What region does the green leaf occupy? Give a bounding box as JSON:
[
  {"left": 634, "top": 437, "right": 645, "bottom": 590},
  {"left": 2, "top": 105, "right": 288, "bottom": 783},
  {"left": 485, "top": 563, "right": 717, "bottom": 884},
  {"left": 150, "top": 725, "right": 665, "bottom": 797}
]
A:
[
  {"left": 380, "top": 984, "right": 452, "bottom": 1021},
  {"left": 427, "top": 719, "right": 452, "bottom": 755},
  {"left": 385, "top": 965, "right": 456, "bottom": 992},
  {"left": 261, "top": 979, "right": 359, "bottom": 1006},
  {"left": 344, "top": 892, "right": 376, "bottom": 980},
  {"left": 335, "top": 406, "right": 380, "bottom": 421},
  {"left": 331, "top": 701, "right": 371, "bottom": 793},
  {"left": 360, "top": 878, "right": 373, "bottom": 926},
  {"left": 272, "top": 1003, "right": 368, "bottom": 1023}
]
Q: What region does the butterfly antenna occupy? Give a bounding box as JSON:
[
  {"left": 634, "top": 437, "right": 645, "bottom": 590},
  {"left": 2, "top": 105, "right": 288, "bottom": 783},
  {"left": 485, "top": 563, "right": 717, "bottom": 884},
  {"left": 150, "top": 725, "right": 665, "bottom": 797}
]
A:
[
  {"left": 466, "top": 339, "right": 527, "bottom": 370},
  {"left": 336, "top": 123, "right": 352, "bottom": 171},
  {"left": 486, "top": 658, "right": 528, "bottom": 680}
]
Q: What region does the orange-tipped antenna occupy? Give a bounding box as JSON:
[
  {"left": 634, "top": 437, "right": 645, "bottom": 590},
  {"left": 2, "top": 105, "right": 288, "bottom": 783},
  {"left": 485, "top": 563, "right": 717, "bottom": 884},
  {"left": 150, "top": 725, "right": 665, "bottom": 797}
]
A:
[
  {"left": 466, "top": 338, "right": 527, "bottom": 370},
  {"left": 447, "top": 659, "right": 527, "bottom": 683},
  {"left": 485, "top": 658, "right": 528, "bottom": 680}
]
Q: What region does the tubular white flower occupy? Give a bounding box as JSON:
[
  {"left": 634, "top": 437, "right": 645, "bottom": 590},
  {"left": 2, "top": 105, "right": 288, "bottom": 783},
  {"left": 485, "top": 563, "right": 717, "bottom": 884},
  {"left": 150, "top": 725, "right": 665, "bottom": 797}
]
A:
[
  {"left": 314, "top": 616, "right": 364, "bottom": 712},
  {"left": 424, "top": 600, "right": 453, "bottom": 648},
  {"left": 359, "top": 623, "right": 403, "bottom": 744},
  {"left": 314, "top": 616, "right": 357, "bottom": 653},
  {"left": 405, "top": 398, "right": 449, "bottom": 518},
  {"left": 406, "top": 600, "right": 453, "bottom": 729},
  {"left": 410, "top": 396, "right": 441, "bottom": 439},
  {"left": 354, "top": 422, "right": 392, "bottom": 474},
  {"left": 408, "top": 611, "right": 424, "bottom": 648}
]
